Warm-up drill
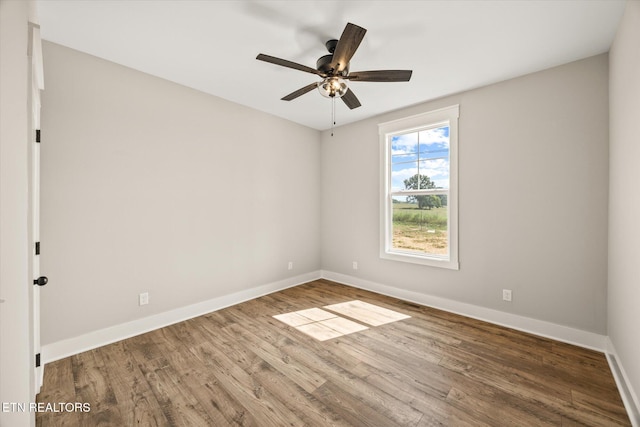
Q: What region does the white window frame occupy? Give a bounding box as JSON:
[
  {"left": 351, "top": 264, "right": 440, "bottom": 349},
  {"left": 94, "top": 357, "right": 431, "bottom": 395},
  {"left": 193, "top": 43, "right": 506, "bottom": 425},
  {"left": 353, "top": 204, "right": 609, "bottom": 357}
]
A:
[{"left": 379, "top": 105, "right": 459, "bottom": 270}]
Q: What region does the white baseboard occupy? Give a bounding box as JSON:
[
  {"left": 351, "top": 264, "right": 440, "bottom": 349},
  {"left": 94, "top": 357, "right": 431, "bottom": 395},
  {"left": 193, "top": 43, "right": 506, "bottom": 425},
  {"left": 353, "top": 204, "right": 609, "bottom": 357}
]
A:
[
  {"left": 320, "top": 270, "right": 608, "bottom": 351},
  {"left": 41, "top": 270, "right": 322, "bottom": 364},
  {"left": 606, "top": 338, "right": 640, "bottom": 427}
]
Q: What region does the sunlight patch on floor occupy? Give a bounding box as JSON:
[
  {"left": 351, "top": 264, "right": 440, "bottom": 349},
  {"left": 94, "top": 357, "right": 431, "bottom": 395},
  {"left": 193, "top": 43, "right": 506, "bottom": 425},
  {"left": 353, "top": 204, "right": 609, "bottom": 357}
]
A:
[
  {"left": 324, "top": 300, "right": 411, "bottom": 326},
  {"left": 274, "top": 308, "right": 367, "bottom": 341},
  {"left": 273, "top": 301, "right": 409, "bottom": 341}
]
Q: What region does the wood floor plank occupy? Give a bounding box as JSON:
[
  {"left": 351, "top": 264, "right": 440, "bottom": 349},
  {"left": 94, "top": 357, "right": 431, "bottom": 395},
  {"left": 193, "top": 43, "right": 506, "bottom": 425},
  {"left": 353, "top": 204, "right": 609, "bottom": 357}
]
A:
[
  {"left": 247, "top": 358, "right": 351, "bottom": 427},
  {"left": 355, "top": 367, "right": 452, "bottom": 425},
  {"left": 36, "top": 280, "right": 631, "bottom": 426},
  {"left": 71, "top": 350, "right": 119, "bottom": 416},
  {"left": 328, "top": 332, "right": 454, "bottom": 400},
  {"left": 184, "top": 342, "right": 263, "bottom": 426},
  {"left": 138, "top": 355, "right": 220, "bottom": 426},
  {"left": 446, "top": 386, "right": 541, "bottom": 426},
  {"left": 312, "top": 381, "right": 403, "bottom": 427},
  {"left": 189, "top": 340, "right": 307, "bottom": 426},
  {"left": 224, "top": 322, "right": 327, "bottom": 394},
  {"left": 99, "top": 341, "right": 170, "bottom": 426},
  {"left": 251, "top": 313, "right": 367, "bottom": 374},
  {"left": 204, "top": 315, "right": 324, "bottom": 414},
  {"left": 571, "top": 389, "right": 631, "bottom": 425},
  {"left": 37, "top": 358, "right": 76, "bottom": 404},
  {"left": 35, "top": 410, "right": 87, "bottom": 427},
  {"left": 438, "top": 348, "right": 627, "bottom": 427}
]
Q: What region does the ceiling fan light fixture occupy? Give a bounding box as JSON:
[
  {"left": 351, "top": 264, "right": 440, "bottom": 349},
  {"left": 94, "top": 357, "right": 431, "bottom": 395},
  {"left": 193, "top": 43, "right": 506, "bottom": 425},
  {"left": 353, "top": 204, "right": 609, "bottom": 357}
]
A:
[{"left": 317, "top": 77, "right": 348, "bottom": 98}]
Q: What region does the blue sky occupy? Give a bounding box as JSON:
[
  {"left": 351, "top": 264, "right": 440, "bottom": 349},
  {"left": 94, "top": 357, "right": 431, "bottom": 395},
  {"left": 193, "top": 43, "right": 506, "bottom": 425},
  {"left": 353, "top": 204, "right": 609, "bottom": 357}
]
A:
[{"left": 391, "top": 125, "right": 450, "bottom": 192}]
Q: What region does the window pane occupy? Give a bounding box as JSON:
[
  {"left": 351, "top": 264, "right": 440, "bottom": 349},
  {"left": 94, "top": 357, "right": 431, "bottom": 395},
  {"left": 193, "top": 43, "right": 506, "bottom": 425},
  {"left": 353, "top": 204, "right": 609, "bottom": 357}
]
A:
[
  {"left": 391, "top": 133, "right": 419, "bottom": 192},
  {"left": 392, "top": 195, "right": 448, "bottom": 256},
  {"left": 418, "top": 158, "right": 449, "bottom": 190},
  {"left": 391, "top": 161, "right": 418, "bottom": 192},
  {"left": 419, "top": 125, "right": 450, "bottom": 190},
  {"left": 391, "top": 132, "right": 419, "bottom": 162}
]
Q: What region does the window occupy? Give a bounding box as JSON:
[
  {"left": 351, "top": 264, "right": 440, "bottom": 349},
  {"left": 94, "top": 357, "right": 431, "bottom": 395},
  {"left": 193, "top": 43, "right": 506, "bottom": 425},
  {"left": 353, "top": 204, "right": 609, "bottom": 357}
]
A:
[{"left": 379, "top": 105, "right": 459, "bottom": 269}]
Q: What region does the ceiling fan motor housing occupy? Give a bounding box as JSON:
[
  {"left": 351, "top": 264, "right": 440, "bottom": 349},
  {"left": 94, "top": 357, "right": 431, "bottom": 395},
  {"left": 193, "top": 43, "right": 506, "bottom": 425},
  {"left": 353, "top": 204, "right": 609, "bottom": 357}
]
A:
[{"left": 316, "top": 53, "right": 349, "bottom": 76}]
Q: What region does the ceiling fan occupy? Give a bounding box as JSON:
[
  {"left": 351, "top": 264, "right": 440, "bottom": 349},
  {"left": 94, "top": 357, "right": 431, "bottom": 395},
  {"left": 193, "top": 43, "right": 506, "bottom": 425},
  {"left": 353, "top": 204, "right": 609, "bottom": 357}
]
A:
[{"left": 256, "top": 22, "right": 412, "bottom": 110}]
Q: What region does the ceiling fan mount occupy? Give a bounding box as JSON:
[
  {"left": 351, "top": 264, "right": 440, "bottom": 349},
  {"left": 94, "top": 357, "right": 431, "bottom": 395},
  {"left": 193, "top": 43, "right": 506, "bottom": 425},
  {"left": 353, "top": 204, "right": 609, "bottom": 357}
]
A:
[
  {"left": 256, "top": 23, "right": 412, "bottom": 110},
  {"left": 325, "top": 39, "right": 339, "bottom": 54}
]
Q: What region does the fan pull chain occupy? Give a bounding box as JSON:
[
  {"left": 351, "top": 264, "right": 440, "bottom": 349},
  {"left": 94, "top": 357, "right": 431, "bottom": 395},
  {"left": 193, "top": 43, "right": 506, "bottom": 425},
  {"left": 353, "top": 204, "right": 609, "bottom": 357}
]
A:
[{"left": 331, "top": 96, "right": 336, "bottom": 137}]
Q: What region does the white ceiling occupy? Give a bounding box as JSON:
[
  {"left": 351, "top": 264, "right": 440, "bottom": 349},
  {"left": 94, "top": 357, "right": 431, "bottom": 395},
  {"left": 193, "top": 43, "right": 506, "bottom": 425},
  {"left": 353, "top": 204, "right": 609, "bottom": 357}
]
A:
[{"left": 36, "top": 0, "right": 625, "bottom": 131}]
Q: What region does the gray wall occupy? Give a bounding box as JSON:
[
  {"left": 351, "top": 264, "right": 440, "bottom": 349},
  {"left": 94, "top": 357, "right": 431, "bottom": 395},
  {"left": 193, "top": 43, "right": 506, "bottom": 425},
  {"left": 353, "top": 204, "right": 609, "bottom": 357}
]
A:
[
  {"left": 321, "top": 54, "right": 610, "bottom": 334},
  {"left": 40, "top": 42, "right": 321, "bottom": 345},
  {"left": 609, "top": 0, "right": 640, "bottom": 417},
  {"left": 41, "top": 42, "right": 612, "bottom": 344}
]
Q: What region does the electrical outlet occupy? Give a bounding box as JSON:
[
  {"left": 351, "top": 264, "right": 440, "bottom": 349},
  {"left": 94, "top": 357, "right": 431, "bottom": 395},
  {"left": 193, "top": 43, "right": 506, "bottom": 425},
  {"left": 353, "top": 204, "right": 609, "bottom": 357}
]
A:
[
  {"left": 288, "top": 261, "right": 293, "bottom": 270},
  {"left": 502, "top": 289, "right": 512, "bottom": 302},
  {"left": 352, "top": 261, "right": 358, "bottom": 270},
  {"left": 139, "top": 292, "right": 149, "bottom": 306}
]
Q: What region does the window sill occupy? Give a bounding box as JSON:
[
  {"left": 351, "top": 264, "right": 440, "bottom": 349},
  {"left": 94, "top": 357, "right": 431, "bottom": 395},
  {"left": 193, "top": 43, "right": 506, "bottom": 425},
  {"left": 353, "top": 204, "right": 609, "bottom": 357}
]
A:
[{"left": 380, "top": 250, "right": 459, "bottom": 270}]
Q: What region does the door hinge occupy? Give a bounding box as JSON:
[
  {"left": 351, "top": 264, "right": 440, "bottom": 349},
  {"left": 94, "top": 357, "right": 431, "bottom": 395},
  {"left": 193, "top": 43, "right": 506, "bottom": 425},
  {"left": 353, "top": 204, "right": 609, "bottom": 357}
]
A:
[
  {"left": 35, "top": 353, "right": 41, "bottom": 368},
  {"left": 36, "top": 129, "right": 41, "bottom": 143},
  {"left": 35, "top": 241, "right": 40, "bottom": 255}
]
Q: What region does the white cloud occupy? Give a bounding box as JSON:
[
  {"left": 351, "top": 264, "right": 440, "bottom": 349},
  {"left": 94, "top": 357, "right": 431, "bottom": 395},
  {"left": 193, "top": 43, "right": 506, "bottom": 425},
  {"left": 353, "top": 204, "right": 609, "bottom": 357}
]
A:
[
  {"left": 391, "top": 133, "right": 418, "bottom": 155},
  {"left": 391, "top": 127, "right": 449, "bottom": 157},
  {"left": 419, "top": 127, "right": 449, "bottom": 145},
  {"left": 392, "top": 167, "right": 419, "bottom": 182}
]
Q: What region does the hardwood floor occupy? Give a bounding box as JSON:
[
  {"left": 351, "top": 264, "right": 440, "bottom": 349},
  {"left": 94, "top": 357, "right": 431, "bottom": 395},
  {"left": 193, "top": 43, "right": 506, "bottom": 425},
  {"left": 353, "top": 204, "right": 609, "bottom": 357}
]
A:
[{"left": 36, "top": 279, "right": 631, "bottom": 426}]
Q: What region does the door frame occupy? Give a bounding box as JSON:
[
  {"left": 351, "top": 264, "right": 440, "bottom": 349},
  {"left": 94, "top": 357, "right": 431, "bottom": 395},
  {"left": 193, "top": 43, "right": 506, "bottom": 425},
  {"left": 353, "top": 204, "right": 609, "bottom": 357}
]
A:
[{"left": 28, "top": 21, "right": 45, "bottom": 393}]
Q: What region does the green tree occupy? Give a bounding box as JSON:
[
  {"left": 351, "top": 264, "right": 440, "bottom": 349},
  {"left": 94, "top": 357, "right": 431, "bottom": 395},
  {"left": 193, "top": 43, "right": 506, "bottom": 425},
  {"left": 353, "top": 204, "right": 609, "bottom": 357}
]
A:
[
  {"left": 423, "top": 195, "right": 442, "bottom": 210},
  {"left": 403, "top": 174, "right": 440, "bottom": 209},
  {"left": 404, "top": 174, "right": 435, "bottom": 192}
]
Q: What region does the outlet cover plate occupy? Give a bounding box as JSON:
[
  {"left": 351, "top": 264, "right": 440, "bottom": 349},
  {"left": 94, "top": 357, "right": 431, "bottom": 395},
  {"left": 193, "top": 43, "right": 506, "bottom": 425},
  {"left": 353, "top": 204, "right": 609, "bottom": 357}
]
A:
[{"left": 139, "top": 292, "right": 149, "bottom": 306}]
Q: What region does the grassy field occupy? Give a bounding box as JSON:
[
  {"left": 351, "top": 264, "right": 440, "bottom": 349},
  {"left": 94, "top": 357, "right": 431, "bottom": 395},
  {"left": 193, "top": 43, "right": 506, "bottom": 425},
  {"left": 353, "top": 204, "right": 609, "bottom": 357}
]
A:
[{"left": 392, "top": 202, "right": 448, "bottom": 255}]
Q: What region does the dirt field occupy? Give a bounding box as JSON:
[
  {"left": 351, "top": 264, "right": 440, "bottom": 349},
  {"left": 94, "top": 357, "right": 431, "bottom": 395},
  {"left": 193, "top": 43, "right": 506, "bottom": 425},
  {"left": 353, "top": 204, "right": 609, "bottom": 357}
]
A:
[{"left": 392, "top": 223, "right": 448, "bottom": 255}]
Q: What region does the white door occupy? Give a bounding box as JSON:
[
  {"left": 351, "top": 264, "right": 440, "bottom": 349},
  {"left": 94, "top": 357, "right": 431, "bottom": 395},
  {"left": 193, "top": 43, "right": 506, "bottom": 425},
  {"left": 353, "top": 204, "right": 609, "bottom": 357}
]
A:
[{"left": 29, "top": 22, "right": 45, "bottom": 393}]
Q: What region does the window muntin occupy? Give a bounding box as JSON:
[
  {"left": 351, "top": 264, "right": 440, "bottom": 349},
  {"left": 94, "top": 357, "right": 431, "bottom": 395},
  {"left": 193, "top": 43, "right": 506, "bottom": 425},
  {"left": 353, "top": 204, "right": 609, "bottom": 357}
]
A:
[{"left": 379, "top": 105, "right": 459, "bottom": 269}]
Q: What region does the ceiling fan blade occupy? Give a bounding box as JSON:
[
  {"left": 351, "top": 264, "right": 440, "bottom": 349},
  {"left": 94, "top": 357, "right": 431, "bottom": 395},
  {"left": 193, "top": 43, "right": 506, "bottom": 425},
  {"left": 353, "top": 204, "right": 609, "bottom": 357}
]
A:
[
  {"left": 330, "top": 23, "right": 367, "bottom": 74},
  {"left": 346, "top": 70, "right": 413, "bottom": 82},
  {"left": 256, "top": 54, "right": 324, "bottom": 76},
  {"left": 281, "top": 82, "right": 319, "bottom": 101},
  {"left": 341, "top": 88, "right": 361, "bottom": 110}
]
